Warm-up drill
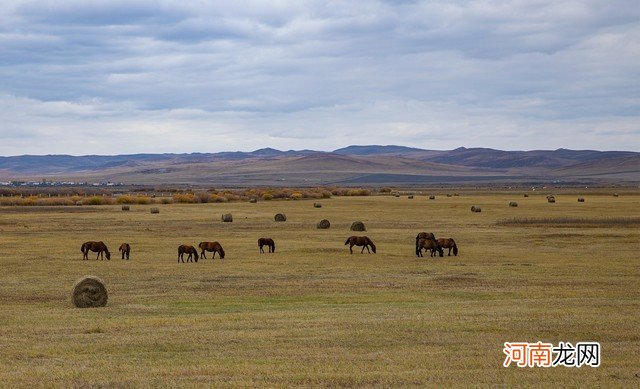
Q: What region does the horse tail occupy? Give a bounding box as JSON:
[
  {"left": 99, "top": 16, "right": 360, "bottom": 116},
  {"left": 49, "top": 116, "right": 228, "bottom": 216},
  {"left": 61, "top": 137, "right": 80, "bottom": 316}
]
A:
[
  {"left": 451, "top": 239, "right": 458, "bottom": 256},
  {"left": 415, "top": 234, "right": 420, "bottom": 256},
  {"left": 272, "top": 242, "right": 275, "bottom": 252},
  {"left": 81, "top": 243, "right": 86, "bottom": 253}
]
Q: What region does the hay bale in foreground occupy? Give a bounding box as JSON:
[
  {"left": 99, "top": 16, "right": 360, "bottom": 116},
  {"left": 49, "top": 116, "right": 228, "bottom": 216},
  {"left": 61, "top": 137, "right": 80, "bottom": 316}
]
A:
[
  {"left": 274, "top": 213, "right": 287, "bottom": 222},
  {"left": 313, "top": 203, "right": 322, "bottom": 208},
  {"left": 221, "top": 213, "right": 233, "bottom": 222},
  {"left": 471, "top": 206, "right": 481, "bottom": 213},
  {"left": 509, "top": 202, "right": 518, "bottom": 207},
  {"left": 150, "top": 207, "right": 159, "bottom": 214},
  {"left": 350, "top": 221, "right": 366, "bottom": 231},
  {"left": 578, "top": 197, "right": 585, "bottom": 202},
  {"left": 429, "top": 195, "right": 436, "bottom": 200},
  {"left": 121, "top": 205, "right": 130, "bottom": 211},
  {"left": 317, "top": 219, "right": 330, "bottom": 229},
  {"left": 72, "top": 276, "right": 108, "bottom": 308}
]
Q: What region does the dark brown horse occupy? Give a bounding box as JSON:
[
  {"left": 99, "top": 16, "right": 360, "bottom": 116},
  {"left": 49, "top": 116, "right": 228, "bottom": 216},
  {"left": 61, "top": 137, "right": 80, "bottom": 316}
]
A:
[
  {"left": 119, "top": 243, "right": 131, "bottom": 260},
  {"left": 258, "top": 238, "right": 275, "bottom": 253},
  {"left": 344, "top": 236, "right": 376, "bottom": 254},
  {"left": 178, "top": 245, "right": 199, "bottom": 263},
  {"left": 198, "top": 241, "right": 225, "bottom": 259},
  {"left": 436, "top": 238, "right": 458, "bottom": 256},
  {"left": 417, "top": 238, "right": 444, "bottom": 257},
  {"left": 415, "top": 232, "right": 435, "bottom": 256},
  {"left": 81, "top": 241, "right": 111, "bottom": 260}
]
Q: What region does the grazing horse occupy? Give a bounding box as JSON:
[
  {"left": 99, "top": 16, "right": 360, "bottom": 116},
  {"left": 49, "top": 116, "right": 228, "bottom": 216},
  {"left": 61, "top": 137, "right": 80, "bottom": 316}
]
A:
[
  {"left": 81, "top": 241, "right": 111, "bottom": 260},
  {"left": 258, "top": 238, "right": 275, "bottom": 253},
  {"left": 178, "top": 245, "right": 199, "bottom": 263},
  {"left": 198, "top": 241, "right": 225, "bottom": 259},
  {"left": 119, "top": 243, "right": 131, "bottom": 260},
  {"left": 415, "top": 232, "right": 436, "bottom": 256},
  {"left": 416, "top": 238, "right": 444, "bottom": 257},
  {"left": 344, "top": 236, "right": 377, "bottom": 254},
  {"left": 437, "top": 238, "right": 458, "bottom": 256}
]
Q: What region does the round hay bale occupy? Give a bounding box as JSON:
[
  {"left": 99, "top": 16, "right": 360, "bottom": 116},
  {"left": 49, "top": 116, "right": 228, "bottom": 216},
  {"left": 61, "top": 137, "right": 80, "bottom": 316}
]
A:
[
  {"left": 523, "top": 194, "right": 529, "bottom": 198},
  {"left": 429, "top": 195, "right": 436, "bottom": 200},
  {"left": 150, "top": 207, "right": 159, "bottom": 214},
  {"left": 249, "top": 198, "right": 258, "bottom": 203},
  {"left": 274, "top": 213, "right": 287, "bottom": 222},
  {"left": 446, "top": 194, "right": 452, "bottom": 197},
  {"left": 509, "top": 202, "right": 518, "bottom": 207},
  {"left": 394, "top": 194, "right": 400, "bottom": 198},
  {"left": 470, "top": 205, "right": 481, "bottom": 213},
  {"left": 408, "top": 195, "right": 414, "bottom": 199},
  {"left": 578, "top": 197, "right": 585, "bottom": 202},
  {"left": 547, "top": 196, "right": 556, "bottom": 203},
  {"left": 317, "top": 219, "right": 330, "bottom": 229},
  {"left": 121, "top": 205, "right": 130, "bottom": 211},
  {"left": 453, "top": 193, "right": 460, "bottom": 197},
  {"left": 72, "top": 276, "right": 108, "bottom": 308},
  {"left": 350, "top": 221, "right": 366, "bottom": 231},
  {"left": 613, "top": 193, "right": 619, "bottom": 197},
  {"left": 313, "top": 202, "right": 322, "bottom": 208},
  {"left": 221, "top": 213, "right": 233, "bottom": 222}
]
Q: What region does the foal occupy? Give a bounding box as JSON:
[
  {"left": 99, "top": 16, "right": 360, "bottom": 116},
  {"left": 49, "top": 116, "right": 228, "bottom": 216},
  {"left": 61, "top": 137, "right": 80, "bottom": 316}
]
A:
[{"left": 119, "top": 243, "right": 131, "bottom": 260}]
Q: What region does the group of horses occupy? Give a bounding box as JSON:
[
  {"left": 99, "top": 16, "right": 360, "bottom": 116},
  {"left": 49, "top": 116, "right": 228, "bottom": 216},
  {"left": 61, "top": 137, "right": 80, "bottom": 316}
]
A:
[
  {"left": 80, "top": 233, "right": 458, "bottom": 262},
  {"left": 80, "top": 241, "right": 129, "bottom": 260},
  {"left": 415, "top": 232, "right": 458, "bottom": 257}
]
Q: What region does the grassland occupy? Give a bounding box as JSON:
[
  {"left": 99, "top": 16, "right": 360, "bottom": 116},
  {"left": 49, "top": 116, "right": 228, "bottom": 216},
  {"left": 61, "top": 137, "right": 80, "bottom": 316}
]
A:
[{"left": 0, "top": 192, "right": 638, "bottom": 387}]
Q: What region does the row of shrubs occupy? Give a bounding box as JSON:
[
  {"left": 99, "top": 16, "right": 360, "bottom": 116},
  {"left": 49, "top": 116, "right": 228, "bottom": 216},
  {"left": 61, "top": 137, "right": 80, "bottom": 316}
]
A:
[{"left": 0, "top": 187, "right": 372, "bottom": 206}]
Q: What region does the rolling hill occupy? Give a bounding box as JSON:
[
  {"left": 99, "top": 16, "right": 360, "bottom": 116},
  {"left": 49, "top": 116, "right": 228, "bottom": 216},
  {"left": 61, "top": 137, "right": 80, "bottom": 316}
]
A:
[{"left": 0, "top": 146, "right": 638, "bottom": 186}]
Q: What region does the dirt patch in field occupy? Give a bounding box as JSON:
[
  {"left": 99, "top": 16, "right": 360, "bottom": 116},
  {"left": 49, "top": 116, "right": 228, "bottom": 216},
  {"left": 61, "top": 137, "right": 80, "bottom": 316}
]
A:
[{"left": 432, "top": 272, "right": 479, "bottom": 284}]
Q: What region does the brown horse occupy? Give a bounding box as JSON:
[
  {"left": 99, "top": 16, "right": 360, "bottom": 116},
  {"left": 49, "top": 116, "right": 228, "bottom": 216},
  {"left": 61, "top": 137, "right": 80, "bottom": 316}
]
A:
[
  {"left": 415, "top": 232, "right": 436, "bottom": 256},
  {"left": 119, "top": 243, "right": 131, "bottom": 260},
  {"left": 178, "top": 245, "right": 199, "bottom": 263},
  {"left": 258, "top": 238, "right": 275, "bottom": 253},
  {"left": 437, "top": 238, "right": 458, "bottom": 256},
  {"left": 417, "top": 238, "right": 444, "bottom": 257},
  {"left": 198, "top": 241, "right": 225, "bottom": 259},
  {"left": 81, "top": 241, "right": 111, "bottom": 260},
  {"left": 344, "top": 236, "right": 376, "bottom": 254}
]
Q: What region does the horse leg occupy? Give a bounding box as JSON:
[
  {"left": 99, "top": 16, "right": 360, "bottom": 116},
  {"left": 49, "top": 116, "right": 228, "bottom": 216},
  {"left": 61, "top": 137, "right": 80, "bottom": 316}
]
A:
[
  {"left": 259, "top": 245, "right": 263, "bottom": 253},
  {"left": 448, "top": 247, "right": 451, "bottom": 256},
  {"left": 361, "top": 245, "right": 365, "bottom": 254},
  {"left": 365, "top": 245, "right": 371, "bottom": 254},
  {"left": 349, "top": 244, "right": 353, "bottom": 254}
]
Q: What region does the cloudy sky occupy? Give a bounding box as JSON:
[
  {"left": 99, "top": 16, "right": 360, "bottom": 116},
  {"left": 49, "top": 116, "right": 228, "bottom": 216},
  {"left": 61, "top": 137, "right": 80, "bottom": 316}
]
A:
[{"left": 1, "top": 0, "right": 638, "bottom": 155}]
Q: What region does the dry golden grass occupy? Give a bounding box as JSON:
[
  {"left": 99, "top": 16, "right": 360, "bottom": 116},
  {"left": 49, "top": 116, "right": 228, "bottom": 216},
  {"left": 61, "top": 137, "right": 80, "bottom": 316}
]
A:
[{"left": 0, "top": 192, "right": 638, "bottom": 386}]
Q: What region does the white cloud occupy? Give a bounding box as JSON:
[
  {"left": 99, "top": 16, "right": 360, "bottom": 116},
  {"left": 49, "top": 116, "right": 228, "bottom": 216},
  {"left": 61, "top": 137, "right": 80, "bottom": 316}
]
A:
[{"left": 0, "top": 0, "right": 638, "bottom": 154}]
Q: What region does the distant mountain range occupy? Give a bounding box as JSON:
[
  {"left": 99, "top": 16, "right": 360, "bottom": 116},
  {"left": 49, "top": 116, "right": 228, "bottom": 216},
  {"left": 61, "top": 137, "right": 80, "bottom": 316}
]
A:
[{"left": 1, "top": 146, "right": 638, "bottom": 186}]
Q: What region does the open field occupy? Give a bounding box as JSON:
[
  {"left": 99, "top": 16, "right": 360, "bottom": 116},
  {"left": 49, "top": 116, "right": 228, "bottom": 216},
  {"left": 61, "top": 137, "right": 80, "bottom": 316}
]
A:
[{"left": 0, "top": 193, "right": 638, "bottom": 386}]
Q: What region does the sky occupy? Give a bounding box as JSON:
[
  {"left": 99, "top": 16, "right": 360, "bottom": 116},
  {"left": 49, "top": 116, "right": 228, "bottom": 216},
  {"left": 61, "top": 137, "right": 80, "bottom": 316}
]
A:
[{"left": 0, "top": 0, "right": 638, "bottom": 155}]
